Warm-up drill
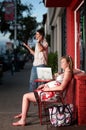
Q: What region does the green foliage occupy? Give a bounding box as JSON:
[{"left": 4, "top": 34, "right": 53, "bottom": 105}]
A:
[
  {"left": 14, "top": 45, "right": 28, "bottom": 55},
  {"left": 47, "top": 52, "right": 58, "bottom": 74},
  {"left": 18, "top": 16, "right": 38, "bottom": 43}
]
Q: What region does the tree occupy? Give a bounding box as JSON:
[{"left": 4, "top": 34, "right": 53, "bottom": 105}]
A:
[
  {"left": 17, "top": 16, "right": 38, "bottom": 43},
  {"left": 0, "top": 0, "right": 38, "bottom": 43}
]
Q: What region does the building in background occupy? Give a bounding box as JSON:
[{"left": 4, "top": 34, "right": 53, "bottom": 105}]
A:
[
  {"left": 43, "top": 0, "right": 86, "bottom": 126},
  {"left": 43, "top": 0, "right": 86, "bottom": 72},
  {"left": 6, "top": 41, "right": 13, "bottom": 53}
]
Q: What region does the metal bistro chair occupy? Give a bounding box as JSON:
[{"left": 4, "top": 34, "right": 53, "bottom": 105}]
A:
[{"left": 36, "top": 78, "right": 75, "bottom": 125}]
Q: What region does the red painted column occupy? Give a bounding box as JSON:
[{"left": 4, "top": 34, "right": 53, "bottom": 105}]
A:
[{"left": 66, "top": 7, "right": 75, "bottom": 59}]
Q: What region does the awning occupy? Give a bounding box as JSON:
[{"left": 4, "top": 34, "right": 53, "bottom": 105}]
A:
[{"left": 44, "top": 0, "right": 72, "bottom": 7}]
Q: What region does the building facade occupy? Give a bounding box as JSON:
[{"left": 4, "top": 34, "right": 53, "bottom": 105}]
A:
[
  {"left": 43, "top": 0, "right": 86, "bottom": 125},
  {"left": 43, "top": 0, "right": 86, "bottom": 72}
]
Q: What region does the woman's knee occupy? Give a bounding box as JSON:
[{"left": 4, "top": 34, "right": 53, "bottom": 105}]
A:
[
  {"left": 23, "top": 93, "right": 29, "bottom": 100},
  {"left": 23, "top": 92, "right": 34, "bottom": 100}
]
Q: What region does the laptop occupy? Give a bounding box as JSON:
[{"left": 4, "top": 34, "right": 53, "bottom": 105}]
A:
[{"left": 37, "top": 67, "right": 53, "bottom": 80}]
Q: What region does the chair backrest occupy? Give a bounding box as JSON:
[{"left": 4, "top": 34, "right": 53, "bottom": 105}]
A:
[{"left": 64, "top": 77, "right": 75, "bottom": 104}]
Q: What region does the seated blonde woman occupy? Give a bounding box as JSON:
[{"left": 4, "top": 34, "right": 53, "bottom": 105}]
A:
[{"left": 12, "top": 55, "right": 74, "bottom": 126}]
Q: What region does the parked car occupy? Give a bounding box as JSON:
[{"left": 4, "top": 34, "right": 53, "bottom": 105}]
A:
[
  {"left": 0, "top": 54, "right": 10, "bottom": 71},
  {"left": 17, "top": 53, "right": 26, "bottom": 69},
  {"left": 0, "top": 58, "right": 3, "bottom": 84}
]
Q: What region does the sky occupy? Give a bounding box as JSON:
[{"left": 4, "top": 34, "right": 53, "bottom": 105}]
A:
[
  {"left": 22, "top": 0, "right": 47, "bottom": 22},
  {"left": 0, "top": 0, "right": 47, "bottom": 50}
]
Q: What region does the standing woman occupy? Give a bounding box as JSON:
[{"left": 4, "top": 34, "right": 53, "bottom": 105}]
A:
[{"left": 23, "top": 28, "right": 48, "bottom": 92}]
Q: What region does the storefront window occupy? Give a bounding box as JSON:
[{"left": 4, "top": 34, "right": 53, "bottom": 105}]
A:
[
  {"left": 75, "top": 1, "right": 85, "bottom": 71},
  {"left": 61, "top": 9, "right": 66, "bottom": 56},
  {"left": 79, "top": 5, "right": 85, "bottom": 70}
]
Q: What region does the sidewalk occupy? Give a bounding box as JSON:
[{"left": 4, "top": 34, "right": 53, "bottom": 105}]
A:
[
  {"left": 0, "top": 62, "right": 86, "bottom": 130},
  {"left": 0, "top": 62, "right": 46, "bottom": 130}
]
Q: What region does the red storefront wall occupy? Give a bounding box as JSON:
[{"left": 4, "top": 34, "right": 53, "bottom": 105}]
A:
[
  {"left": 64, "top": 0, "right": 86, "bottom": 125},
  {"left": 66, "top": 7, "right": 75, "bottom": 59},
  {"left": 45, "top": 0, "right": 83, "bottom": 66},
  {"left": 65, "top": 0, "right": 86, "bottom": 125},
  {"left": 66, "top": 0, "right": 83, "bottom": 66},
  {"left": 45, "top": 0, "right": 86, "bottom": 125}
]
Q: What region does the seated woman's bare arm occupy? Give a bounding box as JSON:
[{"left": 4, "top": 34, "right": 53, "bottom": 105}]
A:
[
  {"left": 37, "top": 84, "right": 45, "bottom": 89},
  {"left": 59, "top": 71, "right": 72, "bottom": 90}
]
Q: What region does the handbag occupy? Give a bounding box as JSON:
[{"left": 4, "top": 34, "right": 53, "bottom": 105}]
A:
[{"left": 48, "top": 104, "right": 74, "bottom": 127}]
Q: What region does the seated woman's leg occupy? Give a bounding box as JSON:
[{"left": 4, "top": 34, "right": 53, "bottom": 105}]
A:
[
  {"left": 14, "top": 113, "right": 22, "bottom": 119},
  {"left": 12, "top": 92, "right": 36, "bottom": 126}
]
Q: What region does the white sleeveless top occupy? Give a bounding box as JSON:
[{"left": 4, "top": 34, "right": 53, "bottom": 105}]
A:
[
  {"left": 46, "top": 74, "right": 64, "bottom": 88},
  {"left": 56, "top": 74, "right": 64, "bottom": 83}
]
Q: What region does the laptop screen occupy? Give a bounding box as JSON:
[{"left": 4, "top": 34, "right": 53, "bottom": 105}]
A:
[{"left": 37, "top": 67, "right": 53, "bottom": 80}]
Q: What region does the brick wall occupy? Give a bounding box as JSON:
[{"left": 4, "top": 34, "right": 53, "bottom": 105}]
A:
[{"left": 74, "top": 71, "right": 86, "bottom": 125}]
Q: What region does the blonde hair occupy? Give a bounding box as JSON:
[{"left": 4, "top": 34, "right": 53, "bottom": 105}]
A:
[{"left": 61, "top": 55, "right": 74, "bottom": 72}]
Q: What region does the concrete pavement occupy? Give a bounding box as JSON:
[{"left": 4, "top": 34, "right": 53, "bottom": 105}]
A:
[
  {"left": 0, "top": 62, "right": 46, "bottom": 130},
  {"left": 0, "top": 62, "right": 86, "bottom": 130}
]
